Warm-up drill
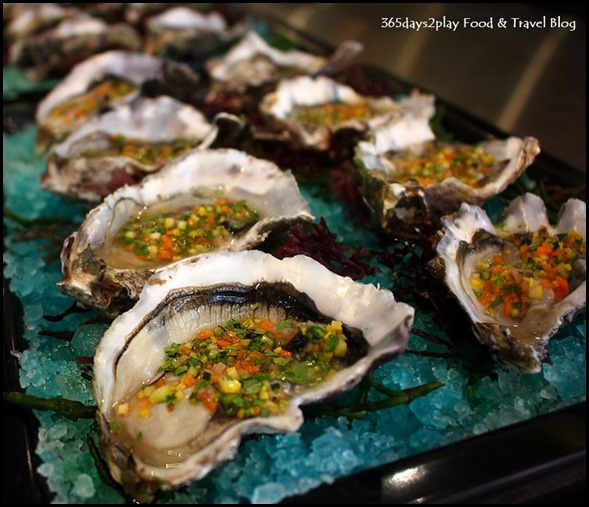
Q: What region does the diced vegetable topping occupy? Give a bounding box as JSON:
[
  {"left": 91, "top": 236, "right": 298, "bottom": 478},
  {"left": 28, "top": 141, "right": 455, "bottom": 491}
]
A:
[
  {"left": 469, "top": 227, "right": 585, "bottom": 321},
  {"left": 81, "top": 134, "right": 194, "bottom": 166},
  {"left": 119, "top": 317, "right": 349, "bottom": 420},
  {"left": 48, "top": 77, "right": 136, "bottom": 130},
  {"left": 115, "top": 198, "right": 260, "bottom": 263},
  {"left": 294, "top": 102, "right": 373, "bottom": 127},
  {"left": 394, "top": 142, "right": 494, "bottom": 187}
]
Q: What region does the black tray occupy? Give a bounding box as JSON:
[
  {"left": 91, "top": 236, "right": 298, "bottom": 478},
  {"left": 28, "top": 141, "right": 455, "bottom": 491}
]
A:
[{"left": 3, "top": 6, "right": 586, "bottom": 505}]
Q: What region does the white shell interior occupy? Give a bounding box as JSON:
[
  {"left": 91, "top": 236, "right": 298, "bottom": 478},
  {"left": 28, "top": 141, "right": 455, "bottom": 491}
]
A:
[
  {"left": 208, "top": 31, "right": 326, "bottom": 84},
  {"left": 53, "top": 14, "right": 106, "bottom": 37},
  {"left": 36, "top": 50, "right": 195, "bottom": 123},
  {"left": 53, "top": 96, "right": 214, "bottom": 158},
  {"left": 62, "top": 147, "right": 314, "bottom": 300},
  {"left": 356, "top": 132, "right": 541, "bottom": 226},
  {"left": 356, "top": 92, "right": 436, "bottom": 160},
  {"left": 260, "top": 75, "right": 399, "bottom": 150},
  {"left": 148, "top": 7, "right": 227, "bottom": 31},
  {"left": 7, "top": 3, "right": 70, "bottom": 39},
  {"left": 77, "top": 148, "right": 312, "bottom": 247}
]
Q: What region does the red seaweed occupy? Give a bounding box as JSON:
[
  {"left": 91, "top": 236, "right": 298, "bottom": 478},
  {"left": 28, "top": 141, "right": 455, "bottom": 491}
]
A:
[{"left": 272, "top": 218, "right": 377, "bottom": 280}]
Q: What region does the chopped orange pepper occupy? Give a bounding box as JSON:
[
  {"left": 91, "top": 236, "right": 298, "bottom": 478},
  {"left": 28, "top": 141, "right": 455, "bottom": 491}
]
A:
[
  {"left": 552, "top": 276, "right": 570, "bottom": 300},
  {"left": 536, "top": 243, "right": 553, "bottom": 255},
  {"left": 138, "top": 398, "right": 151, "bottom": 410},
  {"left": 198, "top": 329, "right": 213, "bottom": 339},
  {"left": 181, "top": 374, "right": 197, "bottom": 388},
  {"left": 478, "top": 294, "right": 492, "bottom": 306},
  {"left": 259, "top": 319, "right": 274, "bottom": 331},
  {"left": 158, "top": 250, "right": 173, "bottom": 260}
]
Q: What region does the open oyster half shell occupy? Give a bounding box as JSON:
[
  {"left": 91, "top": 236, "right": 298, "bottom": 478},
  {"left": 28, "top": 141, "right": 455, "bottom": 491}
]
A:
[
  {"left": 93, "top": 250, "right": 414, "bottom": 502},
  {"left": 355, "top": 118, "right": 541, "bottom": 232},
  {"left": 35, "top": 50, "right": 200, "bottom": 152},
  {"left": 59, "top": 148, "right": 313, "bottom": 317},
  {"left": 9, "top": 14, "right": 142, "bottom": 82},
  {"left": 435, "top": 193, "right": 586, "bottom": 372},
  {"left": 5, "top": 3, "right": 77, "bottom": 40},
  {"left": 144, "top": 6, "right": 248, "bottom": 60},
  {"left": 41, "top": 96, "right": 216, "bottom": 202},
  {"left": 259, "top": 75, "right": 399, "bottom": 151},
  {"left": 206, "top": 31, "right": 363, "bottom": 90}
]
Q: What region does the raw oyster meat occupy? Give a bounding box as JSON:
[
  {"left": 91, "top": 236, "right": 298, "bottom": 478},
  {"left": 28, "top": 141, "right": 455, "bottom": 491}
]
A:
[
  {"left": 59, "top": 149, "right": 313, "bottom": 316},
  {"left": 41, "top": 96, "right": 215, "bottom": 202},
  {"left": 9, "top": 14, "right": 142, "bottom": 82},
  {"left": 144, "top": 6, "right": 248, "bottom": 60},
  {"left": 35, "top": 50, "right": 200, "bottom": 152},
  {"left": 435, "top": 193, "right": 586, "bottom": 372},
  {"left": 207, "top": 31, "right": 363, "bottom": 90},
  {"left": 93, "top": 250, "right": 414, "bottom": 501},
  {"left": 355, "top": 112, "right": 541, "bottom": 232},
  {"left": 259, "top": 75, "right": 398, "bottom": 151}
]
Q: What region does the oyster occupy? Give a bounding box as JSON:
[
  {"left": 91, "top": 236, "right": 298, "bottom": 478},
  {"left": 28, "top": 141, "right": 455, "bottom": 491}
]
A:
[
  {"left": 35, "top": 50, "right": 200, "bottom": 152},
  {"left": 93, "top": 250, "right": 414, "bottom": 501},
  {"left": 9, "top": 14, "right": 142, "bottom": 82},
  {"left": 355, "top": 114, "right": 541, "bottom": 232},
  {"left": 259, "top": 75, "right": 399, "bottom": 151},
  {"left": 123, "top": 3, "right": 191, "bottom": 26},
  {"left": 144, "top": 6, "right": 248, "bottom": 60},
  {"left": 5, "top": 3, "right": 77, "bottom": 40},
  {"left": 59, "top": 148, "right": 313, "bottom": 316},
  {"left": 3, "top": 3, "right": 38, "bottom": 23},
  {"left": 41, "top": 96, "right": 216, "bottom": 202},
  {"left": 358, "top": 92, "right": 437, "bottom": 157},
  {"left": 435, "top": 193, "right": 586, "bottom": 372},
  {"left": 206, "top": 31, "right": 363, "bottom": 91}
]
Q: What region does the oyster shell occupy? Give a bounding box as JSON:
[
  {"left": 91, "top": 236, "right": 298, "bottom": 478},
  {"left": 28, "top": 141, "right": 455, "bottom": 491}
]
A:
[
  {"left": 435, "top": 193, "right": 586, "bottom": 372},
  {"left": 9, "top": 14, "right": 142, "bottom": 82},
  {"left": 5, "top": 3, "right": 77, "bottom": 40},
  {"left": 123, "top": 3, "right": 190, "bottom": 26},
  {"left": 358, "top": 92, "right": 437, "bottom": 157},
  {"left": 259, "top": 75, "right": 398, "bottom": 151},
  {"left": 93, "top": 250, "right": 414, "bottom": 501},
  {"left": 206, "top": 31, "right": 363, "bottom": 90},
  {"left": 41, "top": 96, "right": 216, "bottom": 202},
  {"left": 59, "top": 148, "right": 313, "bottom": 316},
  {"left": 3, "top": 3, "right": 39, "bottom": 23},
  {"left": 355, "top": 117, "right": 541, "bottom": 232},
  {"left": 144, "top": 6, "right": 248, "bottom": 60},
  {"left": 35, "top": 50, "right": 200, "bottom": 152}
]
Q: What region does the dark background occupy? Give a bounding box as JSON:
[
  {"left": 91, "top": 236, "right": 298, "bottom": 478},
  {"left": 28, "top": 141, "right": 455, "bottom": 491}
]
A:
[{"left": 244, "top": 3, "right": 586, "bottom": 174}]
